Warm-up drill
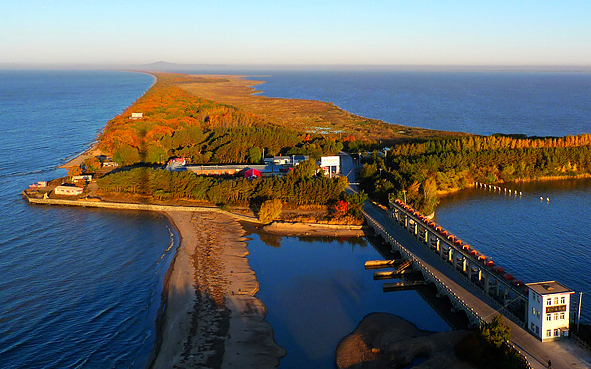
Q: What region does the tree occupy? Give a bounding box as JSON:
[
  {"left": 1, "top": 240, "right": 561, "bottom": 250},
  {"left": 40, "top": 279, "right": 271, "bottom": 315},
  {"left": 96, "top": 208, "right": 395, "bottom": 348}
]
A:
[
  {"left": 83, "top": 157, "right": 101, "bottom": 173},
  {"left": 68, "top": 165, "right": 83, "bottom": 177},
  {"left": 334, "top": 200, "right": 348, "bottom": 217},
  {"left": 248, "top": 147, "right": 262, "bottom": 163},
  {"left": 290, "top": 159, "right": 318, "bottom": 179},
  {"left": 346, "top": 191, "right": 368, "bottom": 219},
  {"left": 258, "top": 198, "right": 283, "bottom": 223},
  {"left": 482, "top": 315, "right": 511, "bottom": 348}
]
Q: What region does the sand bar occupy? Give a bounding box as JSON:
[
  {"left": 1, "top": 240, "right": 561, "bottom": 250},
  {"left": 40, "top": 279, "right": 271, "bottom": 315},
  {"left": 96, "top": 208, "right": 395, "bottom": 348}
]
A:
[{"left": 150, "top": 211, "right": 285, "bottom": 369}]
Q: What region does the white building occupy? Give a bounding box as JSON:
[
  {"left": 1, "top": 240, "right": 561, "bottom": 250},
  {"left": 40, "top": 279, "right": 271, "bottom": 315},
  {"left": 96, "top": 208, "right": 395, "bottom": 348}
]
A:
[
  {"left": 72, "top": 175, "right": 93, "bottom": 182},
  {"left": 54, "top": 185, "right": 84, "bottom": 196},
  {"left": 526, "top": 281, "right": 574, "bottom": 342},
  {"left": 320, "top": 156, "right": 340, "bottom": 177}
]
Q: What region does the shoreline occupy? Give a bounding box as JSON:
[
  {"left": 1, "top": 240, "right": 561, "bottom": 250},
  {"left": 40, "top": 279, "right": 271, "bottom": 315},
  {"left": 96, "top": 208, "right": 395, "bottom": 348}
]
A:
[{"left": 150, "top": 210, "right": 285, "bottom": 369}]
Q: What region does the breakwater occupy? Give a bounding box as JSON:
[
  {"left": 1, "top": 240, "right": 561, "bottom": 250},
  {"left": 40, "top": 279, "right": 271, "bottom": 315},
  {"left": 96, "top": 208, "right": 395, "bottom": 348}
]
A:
[{"left": 23, "top": 193, "right": 262, "bottom": 224}]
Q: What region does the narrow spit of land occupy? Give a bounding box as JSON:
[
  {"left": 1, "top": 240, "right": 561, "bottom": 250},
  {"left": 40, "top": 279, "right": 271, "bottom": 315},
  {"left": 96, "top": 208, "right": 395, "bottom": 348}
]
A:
[
  {"left": 178, "top": 74, "right": 467, "bottom": 143},
  {"left": 151, "top": 211, "right": 286, "bottom": 369}
]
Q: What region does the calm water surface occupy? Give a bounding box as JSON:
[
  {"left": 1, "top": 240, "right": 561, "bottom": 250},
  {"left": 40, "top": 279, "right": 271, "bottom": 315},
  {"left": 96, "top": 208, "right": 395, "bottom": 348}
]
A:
[
  {"left": 251, "top": 70, "right": 591, "bottom": 136},
  {"left": 246, "top": 234, "right": 449, "bottom": 369}
]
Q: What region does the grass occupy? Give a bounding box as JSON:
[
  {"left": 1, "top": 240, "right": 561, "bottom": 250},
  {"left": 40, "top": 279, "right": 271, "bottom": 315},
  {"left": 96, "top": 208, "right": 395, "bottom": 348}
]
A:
[{"left": 177, "top": 74, "right": 468, "bottom": 144}]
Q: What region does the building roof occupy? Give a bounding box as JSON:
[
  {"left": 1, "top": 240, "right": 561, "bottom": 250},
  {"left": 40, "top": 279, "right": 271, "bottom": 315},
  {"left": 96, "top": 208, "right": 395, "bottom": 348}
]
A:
[{"left": 526, "top": 281, "right": 573, "bottom": 295}]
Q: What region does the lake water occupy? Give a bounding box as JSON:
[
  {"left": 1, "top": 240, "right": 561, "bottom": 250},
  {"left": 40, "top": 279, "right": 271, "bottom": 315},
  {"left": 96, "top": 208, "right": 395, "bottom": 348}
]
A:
[{"left": 1, "top": 69, "right": 590, "bottom": 368}]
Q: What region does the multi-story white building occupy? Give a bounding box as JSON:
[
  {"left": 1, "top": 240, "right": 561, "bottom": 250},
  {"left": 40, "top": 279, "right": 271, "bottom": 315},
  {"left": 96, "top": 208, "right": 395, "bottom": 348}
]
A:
[{"left": 526, "top": 281, "right": 574, "bottom": 342}]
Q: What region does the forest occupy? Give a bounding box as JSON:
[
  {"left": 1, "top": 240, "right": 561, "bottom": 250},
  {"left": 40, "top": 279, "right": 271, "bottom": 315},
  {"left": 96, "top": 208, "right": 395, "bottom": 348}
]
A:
[
  {"left": 96, "top": 163, "right": 348, "bottom": 207},
  {"left": 97, "top": 73, "right": 344, "bottom": 166},
  {"left": 360, "top": 134, "right": 591, "bottom": 215}
]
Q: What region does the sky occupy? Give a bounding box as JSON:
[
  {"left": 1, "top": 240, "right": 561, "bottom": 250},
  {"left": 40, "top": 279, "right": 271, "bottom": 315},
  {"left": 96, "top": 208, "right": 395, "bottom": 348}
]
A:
[{"left": 2, "top": 0, "right": 591, "bottom": 67}]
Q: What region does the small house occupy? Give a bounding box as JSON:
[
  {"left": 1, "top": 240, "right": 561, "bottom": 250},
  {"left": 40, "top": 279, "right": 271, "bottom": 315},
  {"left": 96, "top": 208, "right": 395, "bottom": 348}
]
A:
[
  {"left": 244, "top": 168, "right": 262, "bottom": 179},
  {"left": 72, "top": 175, "right": 93, "bottom": 182},
  {"left": 130, "top": 112, "right": 143, "bottom": 119},
  {"left": 165, "top": 157, "right": 186, "bottom": 171},
  {"left": 320, "top": 156, "right": 341, "bottom": 177},
  {"left": 102, "top": 161, "right": 119, "bottom": 168},
  {"left": 29, "top": 181, "right": 48, "bottom": 189},
  {"left": 54, "top": 184, "right": 84, "bottom": 196}
]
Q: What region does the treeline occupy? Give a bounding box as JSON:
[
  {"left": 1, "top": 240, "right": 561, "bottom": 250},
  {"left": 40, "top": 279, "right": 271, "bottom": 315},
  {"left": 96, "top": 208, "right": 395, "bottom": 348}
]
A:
[
  {"left": 97, "top": 167, "right": 348, "bottom": 207},
  {"left": 360, "top": 134, "right": 591, "bottom": 214},
  {"left": 98, "top": 73, "right": 343, "bottom": 166}
]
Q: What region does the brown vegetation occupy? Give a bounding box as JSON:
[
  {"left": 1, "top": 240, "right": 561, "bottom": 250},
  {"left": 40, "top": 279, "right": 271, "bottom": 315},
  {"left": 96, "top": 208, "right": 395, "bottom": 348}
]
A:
[{"left": 179, "top": 74, "right": 468, "bottom": 144}]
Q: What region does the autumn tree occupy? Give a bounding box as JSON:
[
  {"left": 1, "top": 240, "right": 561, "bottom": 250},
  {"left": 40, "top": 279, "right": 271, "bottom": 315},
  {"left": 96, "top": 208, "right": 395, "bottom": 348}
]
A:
[{"left": 258, "top": 198, "right": 283, "bottom": 223}]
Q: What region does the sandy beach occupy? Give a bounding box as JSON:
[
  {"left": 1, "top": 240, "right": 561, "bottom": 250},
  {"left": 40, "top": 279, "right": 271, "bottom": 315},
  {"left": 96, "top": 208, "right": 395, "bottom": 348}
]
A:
[{"left": 150, "top": 211, "right": 285, "bottom": 369}]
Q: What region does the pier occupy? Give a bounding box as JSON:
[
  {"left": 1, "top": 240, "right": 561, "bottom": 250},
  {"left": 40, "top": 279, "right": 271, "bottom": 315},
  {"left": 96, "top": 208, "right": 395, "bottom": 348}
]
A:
[{"left": 362, "top": 200, "right": 590, "bottom": 369}]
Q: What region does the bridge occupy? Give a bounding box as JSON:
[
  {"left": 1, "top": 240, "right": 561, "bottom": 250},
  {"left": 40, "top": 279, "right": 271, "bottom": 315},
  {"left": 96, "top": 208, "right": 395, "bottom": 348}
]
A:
[{"left": 361, "top": 199, "right": 590, "bottom": 369}]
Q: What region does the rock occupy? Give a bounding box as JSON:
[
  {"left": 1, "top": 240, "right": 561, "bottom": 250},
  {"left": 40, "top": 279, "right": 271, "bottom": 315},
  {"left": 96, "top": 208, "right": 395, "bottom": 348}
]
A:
[{"left": 335, "top": 313, "right": 475, "bottom": 369}]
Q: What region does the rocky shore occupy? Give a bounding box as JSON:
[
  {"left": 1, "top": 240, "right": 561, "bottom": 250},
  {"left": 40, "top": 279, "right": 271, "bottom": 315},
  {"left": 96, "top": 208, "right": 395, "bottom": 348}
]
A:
[
  {"left": 336, "top": 313, "right": 474, "bottom": 369},
  {"left": 150, "top": 211, "right": 285, "bottom": 369}
]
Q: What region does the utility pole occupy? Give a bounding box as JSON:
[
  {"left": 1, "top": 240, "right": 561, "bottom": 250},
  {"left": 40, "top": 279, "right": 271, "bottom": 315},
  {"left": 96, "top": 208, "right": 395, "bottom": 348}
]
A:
[{"left": 578, "top": 292, "right": 583, "bottom": 334}]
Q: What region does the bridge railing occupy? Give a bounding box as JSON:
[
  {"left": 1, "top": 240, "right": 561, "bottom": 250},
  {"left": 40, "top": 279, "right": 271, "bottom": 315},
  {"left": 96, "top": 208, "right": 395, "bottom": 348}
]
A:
[
  {"left": 383, "top": 206, "right": 527, "bottom": 327},
  {"left": 364, "top": 212, "right": 486, "bottom": 328},
  {"left": 365, "top": 211, "right": 534, "bottom": 368}
]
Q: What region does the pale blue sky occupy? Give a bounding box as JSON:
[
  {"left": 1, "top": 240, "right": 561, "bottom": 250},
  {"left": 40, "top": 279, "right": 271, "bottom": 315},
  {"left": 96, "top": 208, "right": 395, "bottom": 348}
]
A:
[{"left": 2, "top": 0, "right": 590, "bottom": 66}]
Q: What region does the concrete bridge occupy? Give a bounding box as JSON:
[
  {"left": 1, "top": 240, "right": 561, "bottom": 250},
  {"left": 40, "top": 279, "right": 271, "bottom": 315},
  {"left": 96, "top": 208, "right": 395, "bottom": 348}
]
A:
[{"left": 362, "top": 200, "right": 590, "bottom": 369}]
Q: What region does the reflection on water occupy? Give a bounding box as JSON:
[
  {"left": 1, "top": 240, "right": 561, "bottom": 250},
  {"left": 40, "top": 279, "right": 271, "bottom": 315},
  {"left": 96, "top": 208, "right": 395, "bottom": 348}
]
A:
[{"left": 246, "top": 234, "right": 450, "bottom": 369}]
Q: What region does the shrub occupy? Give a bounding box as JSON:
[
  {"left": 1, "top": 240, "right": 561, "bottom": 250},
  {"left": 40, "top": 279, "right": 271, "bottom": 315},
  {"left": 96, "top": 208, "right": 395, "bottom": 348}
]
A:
[{"left": 258, "top": 199, "right": 283, "bottom": 223}]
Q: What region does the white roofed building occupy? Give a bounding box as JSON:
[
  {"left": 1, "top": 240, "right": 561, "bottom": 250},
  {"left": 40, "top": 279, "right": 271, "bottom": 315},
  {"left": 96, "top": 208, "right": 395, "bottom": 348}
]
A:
[{"left": 526, "top": 281, "right": 574, "bottom": 342}]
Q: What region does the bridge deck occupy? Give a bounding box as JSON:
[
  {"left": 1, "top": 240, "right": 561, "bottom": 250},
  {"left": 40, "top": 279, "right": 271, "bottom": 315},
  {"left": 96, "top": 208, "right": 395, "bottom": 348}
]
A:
[{"left": 363, "top": 202, "right": 590, "bottom": 369}]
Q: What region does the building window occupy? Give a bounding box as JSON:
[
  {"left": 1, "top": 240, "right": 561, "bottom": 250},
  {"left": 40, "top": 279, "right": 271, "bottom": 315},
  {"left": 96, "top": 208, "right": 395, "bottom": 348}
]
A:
[
  {"left": 546, "top": 314, "right": 552, "bottom": 321},
  {"left": 547, "top": 298, "right": 552, "bottom": 306},
  {"left": 555, "top": 297, "right": 559, "bottom": 305},
  {"left": 536, "top": 326, "right": 540, "bottom": 335},
  {"left": 546, "top": 330, "right": 552, "bottom": 337},
  {"left": 554, "top": 313, "right": 559, "bottom": 321},
  {"left": 531, "top": 322, "right": 535, "bottom": 331},
  {"left": 561, "top": 296, "right": 565, "bottom": 304},
  {"left": 560, "top": 312, "right": 565, "bottom": 320},
  {"left": 554, "top": 329, "right": 559, "bottom": 337},
  {"left": 532, "top": 307, "right": 536, "bottom": 315}
]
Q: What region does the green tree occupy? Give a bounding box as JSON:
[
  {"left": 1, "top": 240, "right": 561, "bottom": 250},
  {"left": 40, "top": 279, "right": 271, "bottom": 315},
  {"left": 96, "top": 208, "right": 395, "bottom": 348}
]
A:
[
  {"left": 248, "top": 147, "right": 262, "bottom": 163},
  {"left": 258, "top": 198, "right": 283, "bottom": 223},
  {"left": 290, "top": 159, "right": 318, "bottom": 179},
  {"left": 113, "top": 144, "right": 140, "bottom": 166},
  {"left": 482, "top": 315, "right": 511, "bottom": 348},
  {"left": 346, "top": 191, "right": 368, "bottom": 219}
]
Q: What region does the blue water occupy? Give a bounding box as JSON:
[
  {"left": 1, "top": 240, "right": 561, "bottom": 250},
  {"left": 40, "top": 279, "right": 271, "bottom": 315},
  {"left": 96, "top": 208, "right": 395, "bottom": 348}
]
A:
[
  {"left": 434, "top": 178, "right": 591, "bottom": 323},
  {"left": 1, "top": 69, "right": 591, "bottom": 368},
  {"left": 249, "top": 70, "right": 591, "bottom": 136},
  {"left": 240, "top": 69, "right": 591, "bottom": 366},
  {"left": 0, "top": 70, "right": 178, "bottom": 369},
  {"left": 246, "top": 235, "right": 449, "bottom": 369}
]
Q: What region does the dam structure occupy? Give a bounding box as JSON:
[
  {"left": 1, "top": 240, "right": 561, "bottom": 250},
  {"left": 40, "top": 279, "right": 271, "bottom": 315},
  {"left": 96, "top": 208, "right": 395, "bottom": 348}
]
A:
[{"left": 362, "top": 199, "right": 588, "bottom": 369}]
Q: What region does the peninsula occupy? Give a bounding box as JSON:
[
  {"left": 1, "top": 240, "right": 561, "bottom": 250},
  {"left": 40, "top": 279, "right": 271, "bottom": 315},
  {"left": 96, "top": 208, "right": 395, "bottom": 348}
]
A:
[{"left": 24, "top": 71, "right": 591, "bottom": 368}]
